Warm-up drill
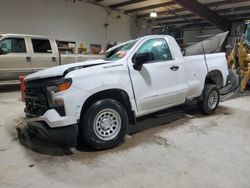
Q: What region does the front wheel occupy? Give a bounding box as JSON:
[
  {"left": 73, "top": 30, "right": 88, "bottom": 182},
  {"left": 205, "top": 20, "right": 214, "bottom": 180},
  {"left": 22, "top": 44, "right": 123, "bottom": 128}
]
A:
[
  {"left": 79, "top": 99, "right": 128, "bottom": 150},
  {"left": 198, "top": 84, "right": 220, "bottom": 115}
]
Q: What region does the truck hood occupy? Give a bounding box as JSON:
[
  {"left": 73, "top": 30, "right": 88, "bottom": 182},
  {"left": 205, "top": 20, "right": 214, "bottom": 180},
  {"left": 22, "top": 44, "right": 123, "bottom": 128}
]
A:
[{"left": 25, "top": 59, "right": 110, "bottom": 81}]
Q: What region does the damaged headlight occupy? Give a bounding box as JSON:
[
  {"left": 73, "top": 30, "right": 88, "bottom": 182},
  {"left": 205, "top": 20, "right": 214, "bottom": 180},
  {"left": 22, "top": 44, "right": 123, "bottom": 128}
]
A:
[
  {"left": 46, "top": 78, "right": 72, "bottom": 94},
  {"left": 45, "top": 78, "right": 72, "bottom": 116}
]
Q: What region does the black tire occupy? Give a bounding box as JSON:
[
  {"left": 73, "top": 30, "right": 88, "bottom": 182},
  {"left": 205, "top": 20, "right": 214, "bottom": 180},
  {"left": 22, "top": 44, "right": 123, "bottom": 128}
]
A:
[
  {"left": 79, "top": 99, "right": 128, "bottom": 150},
  {"left": 198, "top": 84, "right": 220, "bottom": 115},
  {"left": 220, "top": 70, "right": 240, "bottom": 95}
]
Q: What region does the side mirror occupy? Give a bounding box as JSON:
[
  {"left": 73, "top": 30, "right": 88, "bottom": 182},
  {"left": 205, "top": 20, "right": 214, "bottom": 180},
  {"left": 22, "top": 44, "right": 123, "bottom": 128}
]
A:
[
  {"left": 0, "top": 42, "right": 7, "bottom": 55},
  {"left": 0, "top": 47, "right": 3, "bottom": 55},
  {"left": 132, "top": 52, "right": 151, "bottom": 71}
]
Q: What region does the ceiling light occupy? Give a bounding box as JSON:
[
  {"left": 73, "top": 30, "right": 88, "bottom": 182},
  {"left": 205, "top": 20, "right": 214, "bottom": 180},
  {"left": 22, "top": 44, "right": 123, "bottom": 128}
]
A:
[{"left": 150, "top": 11, "right": 158, "bottom": 18}]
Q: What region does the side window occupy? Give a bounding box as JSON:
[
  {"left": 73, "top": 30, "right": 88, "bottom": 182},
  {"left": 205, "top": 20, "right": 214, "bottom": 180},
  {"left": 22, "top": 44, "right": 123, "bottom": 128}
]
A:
[
  {"left": 0, "top": 38, "right": 26, "bottom": 54},
  {"left": 135, "top": 38, "right": 173, "bottom": 63},
  {"left": 31, "top": 39, "right": 52, "bottom": 53}
]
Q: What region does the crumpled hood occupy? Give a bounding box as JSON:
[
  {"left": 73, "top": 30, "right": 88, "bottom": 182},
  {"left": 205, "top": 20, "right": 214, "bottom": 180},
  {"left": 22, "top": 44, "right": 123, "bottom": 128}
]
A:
[{"left": 25, "top": 59, "right": 110, "bottom": 81}]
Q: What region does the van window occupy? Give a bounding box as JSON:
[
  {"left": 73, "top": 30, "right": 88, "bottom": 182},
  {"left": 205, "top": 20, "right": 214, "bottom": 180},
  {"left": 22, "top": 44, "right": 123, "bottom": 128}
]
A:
[
  {"left": 31, "top": 39, "right": 52, "bottom": 53},
  {"left": 0, "top": 38, "right": 26, "bottom": 54}
]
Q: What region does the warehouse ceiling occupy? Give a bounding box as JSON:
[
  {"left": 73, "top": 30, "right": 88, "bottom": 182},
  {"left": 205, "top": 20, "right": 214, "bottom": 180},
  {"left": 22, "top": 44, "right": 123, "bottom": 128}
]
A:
[{"left": 90, "top": 0, "right": 250, "bottom": 30}]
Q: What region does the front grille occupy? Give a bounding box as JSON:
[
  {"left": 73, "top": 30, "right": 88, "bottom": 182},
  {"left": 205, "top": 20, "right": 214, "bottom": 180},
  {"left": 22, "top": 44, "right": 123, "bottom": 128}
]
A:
[{"left": 25, "top": 82, "right": 49, "bottom": 118}]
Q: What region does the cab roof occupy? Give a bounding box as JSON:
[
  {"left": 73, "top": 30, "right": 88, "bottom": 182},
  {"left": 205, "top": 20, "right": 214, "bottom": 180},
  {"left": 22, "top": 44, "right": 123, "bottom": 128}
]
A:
[{"left": 0, "top": 33, "right": 54, "bottom": 39}]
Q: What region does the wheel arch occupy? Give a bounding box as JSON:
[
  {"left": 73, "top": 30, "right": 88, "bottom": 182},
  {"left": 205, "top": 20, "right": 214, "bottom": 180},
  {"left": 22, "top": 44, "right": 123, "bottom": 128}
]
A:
[
  {"left": 80, "top": 89, "right": 136, "bottom": 125},
  {"left": 205, "top": 70, "right": 224, "bottom": 88}
]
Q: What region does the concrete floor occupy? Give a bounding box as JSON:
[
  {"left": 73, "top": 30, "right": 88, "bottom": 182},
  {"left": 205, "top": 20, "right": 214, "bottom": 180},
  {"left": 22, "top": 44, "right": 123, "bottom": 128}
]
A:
[{"left": 0, "top": 89, "right": 250, "bottom": 188}]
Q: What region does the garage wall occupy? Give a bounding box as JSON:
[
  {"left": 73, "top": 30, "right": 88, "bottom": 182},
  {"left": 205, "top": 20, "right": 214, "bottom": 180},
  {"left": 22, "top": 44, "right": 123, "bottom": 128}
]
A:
[
  {"left": 0, "top": 0, "right": 132, "bottom": 49},
  {"left": 131, "top": 19, "right": 154, "bottom": 38}
]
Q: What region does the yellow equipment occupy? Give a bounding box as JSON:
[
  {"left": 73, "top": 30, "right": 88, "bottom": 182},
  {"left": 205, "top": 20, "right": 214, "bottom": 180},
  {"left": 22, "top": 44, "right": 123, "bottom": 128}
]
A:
[{"left": 228, "top": 20, "right": 250, "bottom": 92}]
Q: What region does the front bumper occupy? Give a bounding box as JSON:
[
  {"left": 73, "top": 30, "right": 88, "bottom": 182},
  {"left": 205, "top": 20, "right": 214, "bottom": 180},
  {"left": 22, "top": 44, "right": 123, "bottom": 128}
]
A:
[
  {"left": 27, "top": 121, "right": 78, "bottom": 147},
  {"left": 26, "top": 109, "right": 77, "bottom": 128}
]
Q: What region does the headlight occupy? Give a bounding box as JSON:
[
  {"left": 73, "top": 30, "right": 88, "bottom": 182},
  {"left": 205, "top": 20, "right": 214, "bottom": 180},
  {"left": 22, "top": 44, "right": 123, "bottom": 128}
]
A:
[{"left": 46, "top": 79, "right": 72, "bottom": 94}]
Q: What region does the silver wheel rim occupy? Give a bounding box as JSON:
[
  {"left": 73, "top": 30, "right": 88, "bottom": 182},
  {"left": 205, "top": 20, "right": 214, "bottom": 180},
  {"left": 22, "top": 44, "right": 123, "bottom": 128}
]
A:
[
  {"left": 208, "top": 90, "right": 218, "bottom": 110},
  {"left": 93, "top": 108, "right": 121, "bottom": 141}
]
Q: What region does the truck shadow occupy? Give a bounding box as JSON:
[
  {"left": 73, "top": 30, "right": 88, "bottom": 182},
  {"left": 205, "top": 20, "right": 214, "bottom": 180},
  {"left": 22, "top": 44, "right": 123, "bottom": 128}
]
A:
[{"left": 16, "top": 101, "right": 233, "bottom": 156}]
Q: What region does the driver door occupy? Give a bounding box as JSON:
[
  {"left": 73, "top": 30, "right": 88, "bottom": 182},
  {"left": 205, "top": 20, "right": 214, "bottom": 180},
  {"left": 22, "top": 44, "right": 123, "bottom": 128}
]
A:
[{"left": 128, "top": 38, "right": 185, "bottom": 115}]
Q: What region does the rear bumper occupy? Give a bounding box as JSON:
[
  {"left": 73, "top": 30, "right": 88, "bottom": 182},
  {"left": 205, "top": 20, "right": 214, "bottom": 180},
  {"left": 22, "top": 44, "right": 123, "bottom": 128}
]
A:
[{"left": 27, "top": 121, "right": 78, "bottom": 147}]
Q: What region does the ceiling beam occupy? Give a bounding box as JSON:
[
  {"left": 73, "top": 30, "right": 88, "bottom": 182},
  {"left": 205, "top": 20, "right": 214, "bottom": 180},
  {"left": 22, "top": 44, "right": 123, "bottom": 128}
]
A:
[
  {"left": 110, "top": 0, "right": 146, "bottom": 9},
  {"left": 125, "top": 1, "right": 176, "bottom": 14},
  {"left": 138, "top": 7, "right": 185, "bottom": 18},
  {"left": 228, "top": 13, "right": 250, "bottom": 20},
  {"left": 159, "top": 19, "right": 204, "bottom": 26},
  {"left": 154, "top": 5, "right": 250, "bottom": 22},
  {"left": 179, "top": 16, "right": 250, "bottom": 30},
  {"left": 201, "top": 0, "right": 250, "bottom": 8},
  {"left": 181, "top": 23, "right": 212, "bottom": 29},
  {"left": 157, "top": 12, "right": 250, "bottom": 27},
  {"left": 137, "top": 0, "right": 250, "bottom": 18},
  {"left": 173, "top": 0, "right": 230, "bottom": 31},
  {"left": 154, "top": 13, "right": 194, "bottom": 22}
]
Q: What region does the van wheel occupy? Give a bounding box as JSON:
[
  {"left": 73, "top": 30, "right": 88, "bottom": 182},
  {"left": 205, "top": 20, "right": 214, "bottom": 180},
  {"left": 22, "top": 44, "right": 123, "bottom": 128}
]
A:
[
  {"left": 198, "top": 84, "right": 220, "bottom": 115},
  {"left": 79, "top": 99, "right": 128, "bottom": 150}
]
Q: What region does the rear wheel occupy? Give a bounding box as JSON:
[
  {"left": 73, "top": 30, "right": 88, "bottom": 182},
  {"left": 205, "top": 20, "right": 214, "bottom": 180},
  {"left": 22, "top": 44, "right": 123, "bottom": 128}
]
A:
[
  {"left": 198, "top": 84, "right": 220, "bottom": 115},
  {"left": 79, "top": 99, "right": 128, "bottom": 150}
]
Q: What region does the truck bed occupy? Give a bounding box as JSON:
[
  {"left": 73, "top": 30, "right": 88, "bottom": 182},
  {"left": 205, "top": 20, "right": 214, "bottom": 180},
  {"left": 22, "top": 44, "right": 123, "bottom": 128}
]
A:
[
  {"left": 184, "top": 53, "right": 228, "bottom": 85},
  {"left": 183, "top": 53, "right": 228, "bottom": 98}
]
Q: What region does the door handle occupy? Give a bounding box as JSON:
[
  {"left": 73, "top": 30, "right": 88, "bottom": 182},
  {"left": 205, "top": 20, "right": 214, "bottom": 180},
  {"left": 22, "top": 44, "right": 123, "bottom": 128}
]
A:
[
  {"left": 170, "top": 65, "right": 179, "bottom": 71},
  {"left": 52, "top": 57, "right": 56, "bottom": 62},
  {"left": 26, "top": 56, "right": 31, "bottom": 62}
]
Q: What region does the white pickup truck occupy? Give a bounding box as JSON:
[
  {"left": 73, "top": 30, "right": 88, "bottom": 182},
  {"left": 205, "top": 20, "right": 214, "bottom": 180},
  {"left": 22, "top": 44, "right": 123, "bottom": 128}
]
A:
[
  {"left": 0, "top": 33, "right": 102, "bottom": 84},
  {"left": 24, "top": 35, "right": 228, "bottom": 149}
]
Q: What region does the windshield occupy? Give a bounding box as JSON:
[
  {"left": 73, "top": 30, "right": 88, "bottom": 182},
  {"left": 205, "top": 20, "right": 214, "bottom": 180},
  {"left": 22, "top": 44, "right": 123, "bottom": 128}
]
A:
[
  {"left": 104, "top": 39, "right": 138, "bottom": 61},
  {"left": 245, "top": 23, "right": 250, "bottom": 46}
]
